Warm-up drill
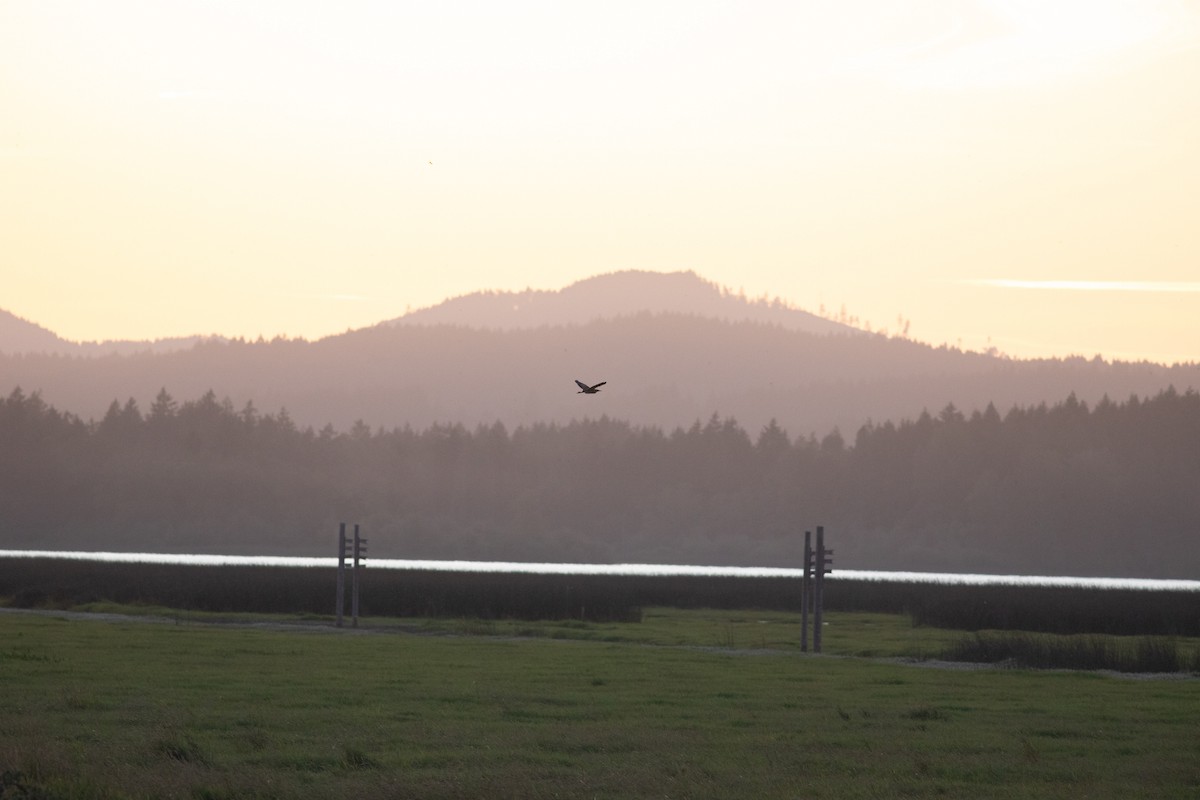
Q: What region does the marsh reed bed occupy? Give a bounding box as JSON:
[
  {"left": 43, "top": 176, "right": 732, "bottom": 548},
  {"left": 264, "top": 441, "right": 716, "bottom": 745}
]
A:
[
  {"left": 942, "top": 630, "right": 1200, "bottom": 673},
  {"left": 3, "top": 556, "right": 1198, "bottom": 636}
]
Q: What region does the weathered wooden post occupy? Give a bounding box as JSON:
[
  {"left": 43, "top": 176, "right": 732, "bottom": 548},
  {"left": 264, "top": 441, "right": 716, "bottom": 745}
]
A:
[
  {"left": 352, "top": 524, "right": 367, "bottom": 628},
  {"left": 800, "top": 529, "right": 812, "bottom": 652},
  {"left": 336, "top": 522, "right": 347, "bottom": 628},
  {"left": 812, "top": 525, "right": 834, "bottom": 653}
]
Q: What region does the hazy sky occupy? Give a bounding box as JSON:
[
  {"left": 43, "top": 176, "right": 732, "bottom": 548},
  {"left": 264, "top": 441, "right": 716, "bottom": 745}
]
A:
[{"left": 3, "top": 1, "right": 1199, "bottom": 363}]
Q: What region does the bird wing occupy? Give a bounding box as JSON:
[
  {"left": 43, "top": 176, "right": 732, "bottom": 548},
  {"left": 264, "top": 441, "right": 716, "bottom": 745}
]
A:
[
  {"left": 574, "top": 380, "right": 590, "bottom": 391},
  {"left": 589, "top": 382, "right": 607, "bottom": 390}
]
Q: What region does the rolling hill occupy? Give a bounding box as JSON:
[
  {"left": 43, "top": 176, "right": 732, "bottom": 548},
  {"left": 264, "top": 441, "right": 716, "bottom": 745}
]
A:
[
  {"left": 389, "top": 270, "right": 857, "bottom": 336},
  {"left": 0, "top": 309, "right": 216, "bottom": 357},
  {"left": 2, "top": 306, "right": 1196, "bottom": 440}
]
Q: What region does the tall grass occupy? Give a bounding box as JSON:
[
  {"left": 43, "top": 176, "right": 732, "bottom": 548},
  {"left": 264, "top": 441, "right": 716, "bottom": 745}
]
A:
[
  {"left": 0, "top": 558, "right": 642, "bottom": 622},
  {"left": 2, "top": 557, "right": 1199, "bottom": 636},
  {"left": 942, "top": 631, "right": 1191, "bottom": 673},
  {"left": 892, "top": 581, "right": 1200, "bottom": 636}
]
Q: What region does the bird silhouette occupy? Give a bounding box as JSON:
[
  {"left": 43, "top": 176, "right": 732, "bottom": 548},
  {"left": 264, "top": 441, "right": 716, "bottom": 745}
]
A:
[{"left": 575, "top": 380, "right": 606, "bottom": 394}]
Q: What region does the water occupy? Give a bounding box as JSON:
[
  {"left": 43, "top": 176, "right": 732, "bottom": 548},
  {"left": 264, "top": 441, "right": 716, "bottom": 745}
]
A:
[{"left": 2, "top": 549, "right": 1197, "bottom": 591}]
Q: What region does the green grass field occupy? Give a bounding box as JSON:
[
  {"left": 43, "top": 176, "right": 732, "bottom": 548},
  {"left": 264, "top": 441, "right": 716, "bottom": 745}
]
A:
[{"left": 2, "top": 608, "right": 1198, "bottom": 799}]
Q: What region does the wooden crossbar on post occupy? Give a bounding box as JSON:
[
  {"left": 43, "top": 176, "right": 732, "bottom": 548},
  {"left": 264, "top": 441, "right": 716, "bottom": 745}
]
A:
[
  {"left": 352, "top": 524, "right": 366, "bottom": 628},
  {"left": 335, "top": 522, "right": 366, "bottom": 629}
]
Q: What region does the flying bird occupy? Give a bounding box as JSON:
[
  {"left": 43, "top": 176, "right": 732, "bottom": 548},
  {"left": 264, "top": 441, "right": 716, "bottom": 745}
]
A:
[{"left": 575, "top": 380, "right": 606, "bottom": 394}]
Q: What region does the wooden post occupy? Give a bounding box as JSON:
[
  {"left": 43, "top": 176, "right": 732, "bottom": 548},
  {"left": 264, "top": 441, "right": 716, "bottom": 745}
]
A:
[
  {"left": 351, "top": 524, "right": 364, "bottom": 628},
  {"left": 336, "top": 523, "right": 346, "bottom": 628},
  {"left": 814, "top": 525, "right": 825, "bottom": 653},
  {"left": 800, "top": 529, "right": 812, "bottom": 652}
]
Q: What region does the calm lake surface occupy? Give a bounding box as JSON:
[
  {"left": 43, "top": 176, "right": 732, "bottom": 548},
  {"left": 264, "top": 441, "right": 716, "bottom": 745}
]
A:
[{"left": 2, "top": 549, "right": 1197, "bottom": 591}]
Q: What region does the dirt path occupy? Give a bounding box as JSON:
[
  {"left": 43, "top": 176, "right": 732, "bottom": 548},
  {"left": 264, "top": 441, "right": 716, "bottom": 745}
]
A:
[{"left": 0, "top": 605, "right": 418, "bottom": 636}]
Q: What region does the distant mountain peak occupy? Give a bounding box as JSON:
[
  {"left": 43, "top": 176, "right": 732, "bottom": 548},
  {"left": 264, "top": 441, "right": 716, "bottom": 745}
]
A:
[{"left": 386, "top": 269, "right": 855, "bottom": 335}]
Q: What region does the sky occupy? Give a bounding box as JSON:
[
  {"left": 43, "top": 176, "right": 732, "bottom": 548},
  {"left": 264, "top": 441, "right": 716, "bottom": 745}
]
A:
[{"left": 2, "top": 0, "right": 1199, "bottom": 364}]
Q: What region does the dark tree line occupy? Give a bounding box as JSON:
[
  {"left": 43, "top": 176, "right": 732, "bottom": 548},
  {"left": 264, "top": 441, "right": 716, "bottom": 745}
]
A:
[{"left": 1, "top": 385, "right": 1197, "bottom": 577}]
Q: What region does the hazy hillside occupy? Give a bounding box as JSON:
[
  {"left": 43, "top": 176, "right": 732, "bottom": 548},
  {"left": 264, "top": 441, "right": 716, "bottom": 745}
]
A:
[
  {"left": 3, "top": 313, "right": 1198, "bottom": 440},
  {"left": 0, "top": 271, "right": 853, "bottom": 359},
  {"left": 4, "top": 270, "right": 1197, "bottom": 437},
  {"left": 390, "top": 270, "right": 857, "bottom": 336},
  {"left": 0, "top": 310, "right": 73, "bottom": 355},
  {"left": 0, "top": 309, "right": 216, "bottom": 357}
]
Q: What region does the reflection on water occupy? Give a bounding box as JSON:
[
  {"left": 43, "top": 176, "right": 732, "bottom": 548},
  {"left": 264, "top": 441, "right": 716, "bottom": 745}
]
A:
[{"left": 2, "top": 549, "right": 1197, "bottom": 591}]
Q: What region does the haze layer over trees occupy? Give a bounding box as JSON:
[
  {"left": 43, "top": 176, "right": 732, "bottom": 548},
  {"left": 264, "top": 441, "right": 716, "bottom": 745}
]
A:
[
  {"left": 4, "top": 314, "right": 1198, "bottom": 442},
  {"left": 3, "top": 385, "right": 1196, "bottom": 578},
  {"left": 5, "top": 272, "right": 1199, "bottom": 439}
]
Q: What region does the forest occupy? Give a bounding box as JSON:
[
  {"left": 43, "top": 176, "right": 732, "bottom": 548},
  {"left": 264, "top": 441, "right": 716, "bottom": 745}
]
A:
[{"left": 1, "top": 384, "right": 1197, "bottom": 578}]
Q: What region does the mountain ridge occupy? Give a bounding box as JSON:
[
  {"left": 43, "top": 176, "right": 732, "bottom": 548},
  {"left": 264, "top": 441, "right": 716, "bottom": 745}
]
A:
[
  {"left": 388, "top": 270, "right": 858, "bottom": 336},
  {"left": 5, "top": 269, "right": 1197, "bottom": 439},
  {"left": 0, "top": 309, "right": 219, "bottom": 357},
  {"left": 1, "top": 271, "right": 858, "bottom": 357},
  {"left": 3, "top": 310, "right": 1196, "bottom": 441}
]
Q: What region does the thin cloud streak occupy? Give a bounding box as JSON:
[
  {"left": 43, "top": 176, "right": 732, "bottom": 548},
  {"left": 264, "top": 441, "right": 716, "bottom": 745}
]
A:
[
  {"left": 965, "top": 279, "right": 1200, "bottom": 293},
  {"left": 889, "top": 0, "right": 1200, "bottom": 89}
]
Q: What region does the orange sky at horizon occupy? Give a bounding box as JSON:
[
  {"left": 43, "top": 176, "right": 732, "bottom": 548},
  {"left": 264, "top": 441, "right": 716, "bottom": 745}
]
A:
[{"left": 3, "top": 1, "right": 1199, "bottom": 365}]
